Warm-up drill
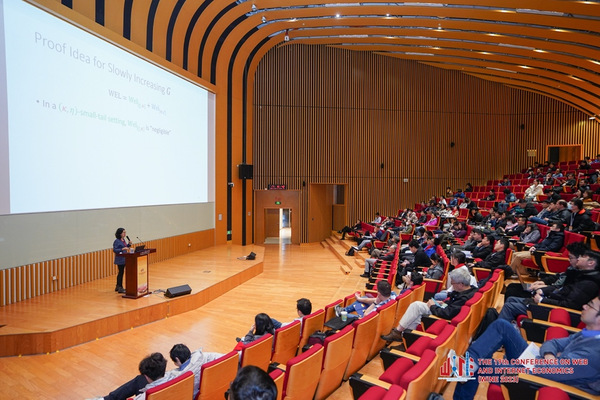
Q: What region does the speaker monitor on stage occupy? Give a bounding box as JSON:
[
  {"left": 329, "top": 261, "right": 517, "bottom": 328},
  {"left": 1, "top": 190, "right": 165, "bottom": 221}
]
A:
[
  {"left": 165, "top": 284, "right": 192, "bottom": 298},
  {"left": 246, "top": 252, "right": 256, "bottom": 260}
]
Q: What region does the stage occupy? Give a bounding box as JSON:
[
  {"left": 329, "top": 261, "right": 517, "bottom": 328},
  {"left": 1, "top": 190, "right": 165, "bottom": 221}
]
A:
[{"left": 0, "top": 245, "right": 263, "bottom": 357}]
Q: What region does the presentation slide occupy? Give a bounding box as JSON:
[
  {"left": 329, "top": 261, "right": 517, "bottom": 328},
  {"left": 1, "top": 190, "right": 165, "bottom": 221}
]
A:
[{"left": 0, "top": 0, "right": 213, "bottom": 215}]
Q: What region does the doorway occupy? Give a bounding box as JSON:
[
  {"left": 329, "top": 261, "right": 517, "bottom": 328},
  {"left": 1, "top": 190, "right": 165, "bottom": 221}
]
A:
[
  {"left": 546, "top": 144, "right": 582, "bottom": 163},
  {"left": 264, "top": 208, "right": 292, "bottom": 244}
]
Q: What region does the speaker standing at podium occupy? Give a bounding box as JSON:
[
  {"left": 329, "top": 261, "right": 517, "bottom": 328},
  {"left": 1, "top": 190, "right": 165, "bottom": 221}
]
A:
[{"left": 113, "top": 227, "right": 132, "bottom": 294}]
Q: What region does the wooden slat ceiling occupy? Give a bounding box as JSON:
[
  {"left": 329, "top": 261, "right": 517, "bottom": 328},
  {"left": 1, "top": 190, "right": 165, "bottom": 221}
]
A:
[
  {"left": 148, "top": 0, "right": 600, "bottom": 120},
  {"left": 61, "top": 0, "right": 600, "bottom": 119}
]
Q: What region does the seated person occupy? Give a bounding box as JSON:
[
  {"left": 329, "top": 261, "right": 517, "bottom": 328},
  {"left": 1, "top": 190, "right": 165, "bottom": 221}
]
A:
[
  {"left": 515, "top": 223, "right": 541, "bottom": 248},
  {"left": 143, "top": 344, "right": 223, "bottom": 400},
  {"left": 361, "top": 243, "right": 397, "bottom": 278},
  {"left": 524, "top": 179, "right": 544, "bottom": 201},
  {"left": 381, "top": 268, "right": 477, "bottom": 341},
  {"left": 510, "top": 222, "right": 565, "bottom": 277},
  {"left": 396, "top": 271, "right": 424, "bottom": 294},
  {"left": 499, "top": 250, "right": 600, "bottom": 322},
  {"left": 228, "top": 366, "right": 277, "bottom": 400},
  {"left": 568, "top": 199, "right": 596, "bottom": 233},
  {"left": 504, "top": 216, "right": 528, "bottom": 237},
  {"left": 235, "top": 313, "right": 275, "bottom": 350},
  {"left": 271, "top": 298, "right": 312, "bottom": 329},
  {"left": 454, "top": 297, "right": 600, "bottom": 399},
  {"left": 452, "top": 228, "right": 483, "bottom": 252},
  {"left": 336, "top": 280, "right": 396, "bottom": 319},
  {"left": 424, "top": 253, "right": 445, "bottom": 280},
  {"left": 473, "top": 238, "right": 508, "bottom": 270},
  {"left": 398, "top": 239, "right": 432, "bottom": 277},
  {"left": 467, "top": 207, "right": 483, "bottom": 224},
  {"left": 504, "top": 242, "right": 588, "bottom": 300},
  {"left": 339, "top": 220, "right": 361, "bottom": 240},
  {"left": 434, "top": 251, "right": 477, "bottom": 301},
  {"left": 471, "top": 234, "right": 493, "bottom": 260},
  {"left": 483, "top": 189, "right": 496, "bottom": 201},
  {"left": 528, "top": 200, "right": 556, "bottom": 225},
  {"left": 96, "top": 353, "right": 167, "bottom": 400}
]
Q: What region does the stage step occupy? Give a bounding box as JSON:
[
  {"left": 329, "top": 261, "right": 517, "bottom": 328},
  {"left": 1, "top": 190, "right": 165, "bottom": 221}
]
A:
[{"left": 325, "top": 236, "right": 356, "bottom": 271}]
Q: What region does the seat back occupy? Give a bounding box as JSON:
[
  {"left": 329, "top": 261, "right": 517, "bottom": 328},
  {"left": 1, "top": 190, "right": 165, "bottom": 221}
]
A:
[
  {"left": 269, "top": 369, "right": 285, "bottom": 400},
  {"left": 464, "top": 292, "right": 485, "bottom": 339},
  {"left": 297, "top": 309, "right": 325, "bottom": 353},
  {"left": 536, "top": 386, "right": 571, "bottom": 400},
  {"left": 410, "top": 283, "right": 425, "bottom": 303},
  {"left": 324, "top": 299, "right": 343, "bottom": 323},
  {"left": 343, "top": 312, "right": 380, "bottom": 380},
  {"left": 564, "top": 231, "right": 586, "bottom": 247},
  {"left": 197, "top": 351, "right": 239, "bottom": 400},
  {"left": 380, "top": 349, "right": 438, "bottom": 400},
  {"left": 240, "top": 333, "right": 274, "bottom": 371},
  {"left": 368, "top": 300, "right": 398, "bottom": 360},
  {"left": 271, "top": 320, "right": 301, "bottom": 365},
  {"left": 544, "top": 326, "right": 570, "bottom": 341},
  {"left": 393, "top": 290, "right": 413, "bottom": 326},
  {"left": 145, "top": 370, "right": 194, "bottom": 400},
  {"left": 314, "top": 325, "right": 355, "bottom": 400},
  {"left": 504, "top": 248, "right": 513, "bottom": 265},
  {"left": 358, "top": 384, "right": 406, "bottom": 400},
  {"left": 282, "top": 344, "right": 324, "bottom": 400},
  {"left": 451, "top": 306, "right": 472, "bottom": 355},
  {"left": 548, "top": 308, "right": 572, "bottom": 326}
]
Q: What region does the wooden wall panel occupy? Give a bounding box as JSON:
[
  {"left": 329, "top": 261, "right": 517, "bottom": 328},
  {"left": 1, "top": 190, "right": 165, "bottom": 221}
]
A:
[
  {"left": 0, "top": 229, "right": 214, "bottom": 307},
  {"left": 252, "top": 44, "right": 600, "bottom": 242}
]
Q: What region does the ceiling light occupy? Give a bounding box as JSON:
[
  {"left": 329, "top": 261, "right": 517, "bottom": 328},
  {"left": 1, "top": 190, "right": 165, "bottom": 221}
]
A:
[
  {"left": 261, "top": 16, "right": 266, "bottom": 23},
  {"left": 519, "top": 65, "right": 532, "bottom": 69},
  {"left": 534, "top": 49, "right": 547, "bottom": 53},
  {"left": 487, "top": 67, "right": 516, "bottom": 73},
  {"left": 335, "top": 13, "right": 341, "bottom": 18},
  {"left": 516, "top": 9, "right": 565, "bottom": 16},
  {"left": 251, "top": 4, "right": 257, "bottom": 11},
  {"left": 589, "top": 59, "right": 600, "bottom": 65}
]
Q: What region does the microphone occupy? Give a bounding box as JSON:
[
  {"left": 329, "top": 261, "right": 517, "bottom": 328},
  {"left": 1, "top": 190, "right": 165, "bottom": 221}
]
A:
[
  {"left": 137, "top": 236, "right": 144, "bottom": 244},
  {"left": 126, "top": 235, "right": 131, "bottom": 242}
]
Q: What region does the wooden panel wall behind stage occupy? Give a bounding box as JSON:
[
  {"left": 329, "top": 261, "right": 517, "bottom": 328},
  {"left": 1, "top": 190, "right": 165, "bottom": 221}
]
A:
[
  {"left": 0, "top": 230, "right": 214, "bottom": 307},
  {"left": 252, "top": 44, "right": 600, "bottom": 242}
]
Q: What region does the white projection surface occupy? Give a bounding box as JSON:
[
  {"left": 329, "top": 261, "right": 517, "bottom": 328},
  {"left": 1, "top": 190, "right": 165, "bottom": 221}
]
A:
[{"left": 1, "top": 0, "right": 212, "bottom": 215}]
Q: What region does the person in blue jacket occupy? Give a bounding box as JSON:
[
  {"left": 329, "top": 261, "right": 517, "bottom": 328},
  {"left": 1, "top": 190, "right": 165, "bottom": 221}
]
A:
[
  {"left": 113, "top": 227, "right": 132, "bottom": 293},
  {"left": 454, "top": 296, "right": 600, "bottom": 399}
]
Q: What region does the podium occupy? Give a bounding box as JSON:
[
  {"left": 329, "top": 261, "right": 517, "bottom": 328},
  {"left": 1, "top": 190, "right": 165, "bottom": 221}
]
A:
[{"left": 121, "top": 249, "right": 156, "bottom": 299}]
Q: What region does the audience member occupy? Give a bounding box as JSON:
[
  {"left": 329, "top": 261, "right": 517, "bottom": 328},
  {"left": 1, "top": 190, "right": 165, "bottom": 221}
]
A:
[
  {"left": 271, "top": 298, "right": 312, "bottom": 329},
  {"left": 453, "top": 297, "right": 600, "bottom": 399},
  {"left": 510, "top": 222, "right": 565, "bottom": 277},
  {"left": 336, "top": 280, "right": 396, "bottom": 320},
  {"left": 381, "top": 268, "right": 477, "bottom": 341},
  {"left": 97, "top": 353, "right": 168, "bottom": 400},
  {"left": 499, "top": 250, "right": 600, "bottom": 322},
  {"left": 228, "top": 366, "right": 277, "bottom": 400}
]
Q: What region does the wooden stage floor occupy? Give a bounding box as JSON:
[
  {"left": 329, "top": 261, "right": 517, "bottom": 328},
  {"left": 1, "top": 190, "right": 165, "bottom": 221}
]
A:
[{"left": 0, "top": 245, "right": 264, "bottom": 357}]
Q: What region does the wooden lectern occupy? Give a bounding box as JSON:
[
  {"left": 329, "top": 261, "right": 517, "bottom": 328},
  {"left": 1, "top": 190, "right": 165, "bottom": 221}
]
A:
[{"left": 121, "top": 249, "right": 156, "bottom": 299}]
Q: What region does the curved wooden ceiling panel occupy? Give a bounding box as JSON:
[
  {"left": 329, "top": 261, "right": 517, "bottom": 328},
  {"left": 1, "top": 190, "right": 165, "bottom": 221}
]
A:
[{"left": 50, "top": 0, "right": 600, "bottom": 117}]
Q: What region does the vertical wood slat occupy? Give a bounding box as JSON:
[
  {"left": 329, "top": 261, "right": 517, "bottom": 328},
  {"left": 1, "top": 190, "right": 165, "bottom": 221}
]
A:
[
  {"left": 252, "top": 44, "right": 600, "bottom": 242},
  {"left": 0, "top": 230, "right": 214, "bottom": 307}
]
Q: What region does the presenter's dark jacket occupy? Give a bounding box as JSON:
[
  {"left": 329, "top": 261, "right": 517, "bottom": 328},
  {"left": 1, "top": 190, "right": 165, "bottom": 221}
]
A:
[{"left": 113, "top": 239, "right": 130, "bottom": 265}]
